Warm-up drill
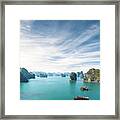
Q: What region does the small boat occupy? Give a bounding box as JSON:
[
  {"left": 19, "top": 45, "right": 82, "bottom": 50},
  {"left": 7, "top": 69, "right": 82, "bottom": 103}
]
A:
[
  {"left": 74, "top": 96, "right": 89, "bottom": 100},
  {"left": 80, "top": 86, "right": 89, "bottom": 91}
]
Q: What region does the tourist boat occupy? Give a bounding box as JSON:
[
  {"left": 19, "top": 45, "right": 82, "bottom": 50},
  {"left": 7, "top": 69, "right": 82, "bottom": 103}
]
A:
[
  {"left": 80, "top": 86, "right": 89, "bottom": 91},
  {"left": 74, "top": 96, "right": 89, "bottom": 100}
]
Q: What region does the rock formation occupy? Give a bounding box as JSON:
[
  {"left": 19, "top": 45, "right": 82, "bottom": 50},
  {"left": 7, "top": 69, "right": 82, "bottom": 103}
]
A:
[
  {"left": 70, "top": 72, "right": 77, "bottom": 81},
  {"left": 84, "top": 68, "right": 100, "bottom": 82},
  {"left": 20, "top": 68, "right": 35, "bottom": 82},
  {"left": 80, "top": 71, "right": 84, "bottom": 79}
]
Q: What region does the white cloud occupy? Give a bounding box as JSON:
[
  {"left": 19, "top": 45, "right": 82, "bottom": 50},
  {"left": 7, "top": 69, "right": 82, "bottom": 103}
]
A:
[{"left": 20, "top": 20, "right": 100, "bottom": 72}]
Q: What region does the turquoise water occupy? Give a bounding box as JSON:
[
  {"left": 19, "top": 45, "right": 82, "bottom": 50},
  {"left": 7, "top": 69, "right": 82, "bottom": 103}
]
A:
[{"left": 20, "top": 76, "right": 100, "bottom": 100}]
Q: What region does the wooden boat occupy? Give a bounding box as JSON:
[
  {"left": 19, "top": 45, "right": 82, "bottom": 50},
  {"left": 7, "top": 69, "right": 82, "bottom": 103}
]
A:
[
  {"left": 74, "top": 96, "right": 89, "bottom": 100},
  {"left": 80, "top": 86, "right": 88, "bottom": 91}
]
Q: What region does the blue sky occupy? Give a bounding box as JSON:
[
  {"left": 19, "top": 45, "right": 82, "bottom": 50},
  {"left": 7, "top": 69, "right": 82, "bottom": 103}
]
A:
[{"left": 20, "top": 20, "right": 100, "bottom": 72}]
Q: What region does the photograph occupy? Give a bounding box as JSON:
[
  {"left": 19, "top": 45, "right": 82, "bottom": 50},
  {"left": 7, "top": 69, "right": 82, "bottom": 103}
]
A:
[{"left": 20, "top": 20, "right": 100, "bottom": 100}]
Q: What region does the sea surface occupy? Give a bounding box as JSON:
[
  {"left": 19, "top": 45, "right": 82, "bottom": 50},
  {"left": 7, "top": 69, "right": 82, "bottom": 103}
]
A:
[{"left": 20, "top": 76, "right": 100, "bottom": 100}]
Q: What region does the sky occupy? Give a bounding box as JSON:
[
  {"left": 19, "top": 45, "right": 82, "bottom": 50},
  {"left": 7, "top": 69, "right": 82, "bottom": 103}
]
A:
[{"left": 20, "top": 20, "right": 100, "bottom": 73}]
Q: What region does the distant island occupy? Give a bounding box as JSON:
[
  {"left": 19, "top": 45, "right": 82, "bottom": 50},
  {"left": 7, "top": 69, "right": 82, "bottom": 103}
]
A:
[{"left": 20, "top": 67, "right": 100, "bottom": 83}]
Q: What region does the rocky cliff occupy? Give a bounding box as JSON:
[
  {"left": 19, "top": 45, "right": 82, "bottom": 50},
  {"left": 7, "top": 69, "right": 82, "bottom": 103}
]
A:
[
  {"left": 70, "top": 72, "right": 77, "bottom": 81},
  {"left": 20, "top": 68, "right": 35, "bottom": 82},
  {"left": 84, "top": 68, "right": 100, "bottom": 82}
]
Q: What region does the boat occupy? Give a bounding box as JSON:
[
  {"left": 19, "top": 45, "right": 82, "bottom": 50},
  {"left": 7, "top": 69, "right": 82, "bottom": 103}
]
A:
[
  {"left": 74, "top": 96, "right": 89, "bottom": 100},
  {"left": 80, "top": 86, "right": 89, "bottom": 91}
]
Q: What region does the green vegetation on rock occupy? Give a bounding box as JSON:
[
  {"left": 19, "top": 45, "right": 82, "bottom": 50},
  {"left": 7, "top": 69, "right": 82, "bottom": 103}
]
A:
[{"left": 84, "top": 68, "right": 100, "bottom": 82}]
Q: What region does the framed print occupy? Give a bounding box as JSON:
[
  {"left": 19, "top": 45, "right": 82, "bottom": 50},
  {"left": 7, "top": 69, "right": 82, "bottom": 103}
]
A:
[{"left": 0, "top": 0, "right": 119, "bottom": 119}]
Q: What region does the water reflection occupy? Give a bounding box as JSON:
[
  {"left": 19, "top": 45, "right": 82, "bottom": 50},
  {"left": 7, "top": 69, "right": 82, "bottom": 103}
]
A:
[{"left": 69, "top": 80, "right": 76, "bottom": 95}]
